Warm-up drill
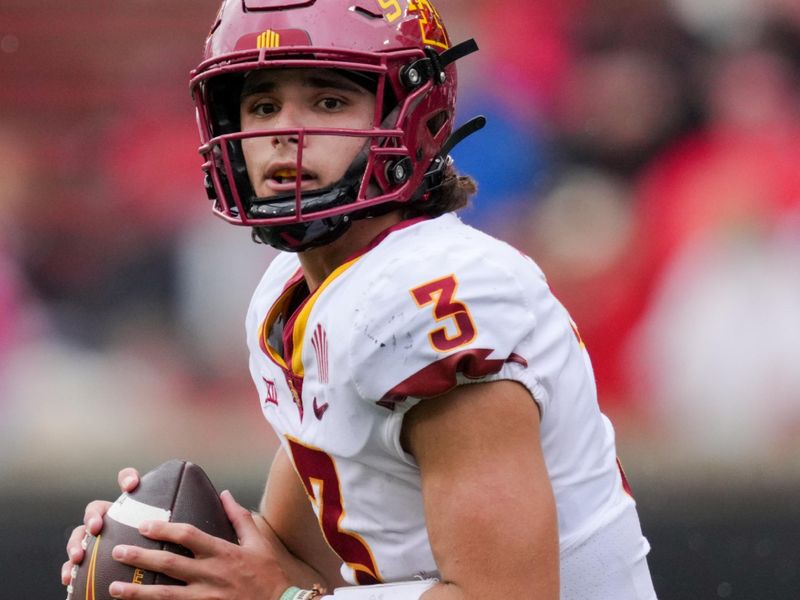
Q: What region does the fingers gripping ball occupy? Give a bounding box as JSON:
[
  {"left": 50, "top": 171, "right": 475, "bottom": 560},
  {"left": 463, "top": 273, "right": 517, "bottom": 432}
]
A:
[{"left": 68, "top": 459, "right": 237, "bottom": 599}]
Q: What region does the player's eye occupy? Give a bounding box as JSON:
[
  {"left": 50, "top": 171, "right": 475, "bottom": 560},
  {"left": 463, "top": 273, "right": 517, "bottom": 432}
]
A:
[
  {"left": 249, "top": 99, "right": 278, "bottom": 116},
  {"left": 254, "top": 102, "right": 277, "bottom": 116},
  {"left": 318, "top": 97, "right": 345, "bottom": 111}
]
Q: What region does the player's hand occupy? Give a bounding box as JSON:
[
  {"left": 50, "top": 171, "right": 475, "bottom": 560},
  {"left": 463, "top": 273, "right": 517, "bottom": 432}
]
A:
[
  {"left": 106, "top": 490, "right": 291, "bottom": 600},
  {"left": 61, "top": 467, "right": 140, "bottom": 586}
]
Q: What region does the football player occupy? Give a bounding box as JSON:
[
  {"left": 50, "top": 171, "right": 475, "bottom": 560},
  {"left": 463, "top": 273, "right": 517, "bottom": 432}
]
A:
[{"left": 63, "top": 1, "right": 657, "bottom": 599}]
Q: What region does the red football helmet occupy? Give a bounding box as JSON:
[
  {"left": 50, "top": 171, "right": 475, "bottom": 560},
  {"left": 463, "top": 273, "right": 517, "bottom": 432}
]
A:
[{"left": 190, "top": 0, "right": 482, "bottom": 251}]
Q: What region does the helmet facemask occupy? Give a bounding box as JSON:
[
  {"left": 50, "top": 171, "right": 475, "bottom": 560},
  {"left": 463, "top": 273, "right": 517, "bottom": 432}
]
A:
[{"left": 190, "top": 0, "right": 482, "bottom": 251}]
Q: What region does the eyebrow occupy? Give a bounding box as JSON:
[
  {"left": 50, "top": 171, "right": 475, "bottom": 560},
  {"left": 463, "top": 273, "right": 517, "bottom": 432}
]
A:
[{"left": 240, "top": 73, "right": 365, "bottom": 98}]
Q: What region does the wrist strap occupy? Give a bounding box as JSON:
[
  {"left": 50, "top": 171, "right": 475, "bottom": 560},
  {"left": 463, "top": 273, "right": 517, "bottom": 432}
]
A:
[
  {"left": 279, "top": 587, "right": 302, "bottom": 600},
  {"left": 279, "top": 586, "right": 324, "bottom": 600}
]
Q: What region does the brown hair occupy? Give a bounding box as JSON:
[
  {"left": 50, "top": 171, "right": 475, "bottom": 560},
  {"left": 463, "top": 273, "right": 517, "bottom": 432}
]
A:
[{"left": 402, "top": 164, "right": 477, "bottom": 219}]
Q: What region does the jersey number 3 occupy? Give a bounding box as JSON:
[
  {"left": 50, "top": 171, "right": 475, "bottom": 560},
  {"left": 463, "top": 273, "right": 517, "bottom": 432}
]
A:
[
  {"left": 287, "top": 437, "right": 381, "bottom": 585},
  {"left": 411, "top": 274, "right": 476, "bottom": 352}
]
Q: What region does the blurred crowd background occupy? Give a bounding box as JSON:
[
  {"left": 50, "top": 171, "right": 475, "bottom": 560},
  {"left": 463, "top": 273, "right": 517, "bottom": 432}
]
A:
[{"left": 1, "top": 0, "right": 800, "bottom": 598}]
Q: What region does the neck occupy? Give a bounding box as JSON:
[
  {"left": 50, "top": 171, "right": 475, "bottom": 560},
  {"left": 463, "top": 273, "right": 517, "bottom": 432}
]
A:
[{"left": 298, "top": 211, "right": 403, "bottom": 291}]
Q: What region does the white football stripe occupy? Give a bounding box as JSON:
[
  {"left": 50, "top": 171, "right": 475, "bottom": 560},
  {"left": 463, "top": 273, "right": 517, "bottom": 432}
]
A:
[{"left": 107, "top": 493, "right": 172, "bottom": 529}]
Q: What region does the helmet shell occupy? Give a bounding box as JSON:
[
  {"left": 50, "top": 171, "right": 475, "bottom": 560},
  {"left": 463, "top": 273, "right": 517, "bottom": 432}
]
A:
[
  {"left": 206, "top": 0, "right": 451, "bottom": 57},
  {"left": 190, "top": 0, "right": 459, "bottom": 249}
]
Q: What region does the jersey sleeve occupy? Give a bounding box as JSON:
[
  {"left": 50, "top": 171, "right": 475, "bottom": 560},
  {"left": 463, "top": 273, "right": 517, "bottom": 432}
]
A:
[{"left": 349, "top": 246, "right": 551, "bottom": 414}]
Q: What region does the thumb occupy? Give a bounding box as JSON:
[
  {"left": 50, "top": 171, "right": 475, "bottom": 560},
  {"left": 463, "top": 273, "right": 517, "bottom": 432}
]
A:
[{"left": 220, "top": 489, "right": 261, "bottom": 545}]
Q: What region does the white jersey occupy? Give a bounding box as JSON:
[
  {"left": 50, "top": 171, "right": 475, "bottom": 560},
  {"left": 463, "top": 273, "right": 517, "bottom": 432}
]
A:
[{"left": 246, "top": 213, "right": 655, "bottom": 598}]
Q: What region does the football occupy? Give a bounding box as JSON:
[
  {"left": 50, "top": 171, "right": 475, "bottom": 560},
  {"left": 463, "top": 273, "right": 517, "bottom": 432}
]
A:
[{"left": 68, "top": 459, "right": 237, "bottom": 600}]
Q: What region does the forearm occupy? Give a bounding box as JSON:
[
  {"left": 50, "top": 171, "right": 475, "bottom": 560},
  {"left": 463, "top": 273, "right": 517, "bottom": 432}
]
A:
[
  {"left": 261, "top": 448, "right": 349, "bottom": 589},
  {"left": 252, "top": 511, "right": 333, "bottom": 591}
]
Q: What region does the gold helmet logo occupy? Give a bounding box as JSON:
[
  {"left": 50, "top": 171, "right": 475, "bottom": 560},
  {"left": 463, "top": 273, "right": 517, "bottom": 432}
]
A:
[{"left": 257, "top": 29, "right": 281, "bottom": 49}]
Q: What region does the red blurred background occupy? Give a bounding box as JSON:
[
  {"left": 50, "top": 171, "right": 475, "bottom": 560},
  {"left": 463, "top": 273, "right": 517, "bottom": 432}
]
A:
[{"left": 1, "top": 1, "right": 800, "bottom": 597}]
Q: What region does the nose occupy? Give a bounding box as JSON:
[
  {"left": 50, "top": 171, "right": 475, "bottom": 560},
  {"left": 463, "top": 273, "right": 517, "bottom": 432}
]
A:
[
  {"left": 271, "top": 104, "right": 303, "bottom": 148},
  {"left": 271, "top": 131, "right": 301, "bottom": 148}
]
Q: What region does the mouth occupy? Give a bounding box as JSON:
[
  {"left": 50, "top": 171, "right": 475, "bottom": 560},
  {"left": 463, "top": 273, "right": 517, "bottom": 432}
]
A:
[{"left": 264, "top": 165, "right": 319, "bottom": 193}]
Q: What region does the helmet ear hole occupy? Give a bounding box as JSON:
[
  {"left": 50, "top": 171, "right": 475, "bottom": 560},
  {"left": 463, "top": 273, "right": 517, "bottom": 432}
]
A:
[{"left": 386, "top": 157, "right": 413, "bottom": 185}]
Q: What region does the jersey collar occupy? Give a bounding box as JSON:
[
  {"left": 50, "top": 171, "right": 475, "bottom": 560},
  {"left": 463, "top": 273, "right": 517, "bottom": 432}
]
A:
[{"left": 259, "top": 215, "right": 431, "bottom": 376}]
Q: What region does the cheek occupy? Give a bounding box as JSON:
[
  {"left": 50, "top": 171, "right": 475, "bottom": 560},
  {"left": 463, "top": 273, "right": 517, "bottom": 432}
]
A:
[
  {"left": 241, "top": 138, "right": 266, "bottom": 189},
  {"left": 239, "top": 112, "right": 264, "bottom": 161},
  {"left": 317, "top": 136, "right": 367, "bottom": 180},
  {"left": 241, "top": 137, "right": 256, "bottom": 163}
]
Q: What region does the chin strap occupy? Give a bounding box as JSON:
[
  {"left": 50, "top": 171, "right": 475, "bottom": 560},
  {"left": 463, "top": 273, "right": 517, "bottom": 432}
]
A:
[
  {"left": 400, "top": 39, "right": 480, "bottom": 90},
  {"left": 422, "top": 115, "right": 487, "bottom": 192},
  {"left": 247, "top": 154, "right": 367, "bottom": 219},
  {"left": 442, "top": 115, "right": 487, "bottom": 159}
]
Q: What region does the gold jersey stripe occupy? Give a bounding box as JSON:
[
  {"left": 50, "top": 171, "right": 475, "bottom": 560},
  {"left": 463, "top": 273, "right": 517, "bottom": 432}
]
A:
[{"left": 291, "top": 256, "right": 362, "bottom": 376}]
